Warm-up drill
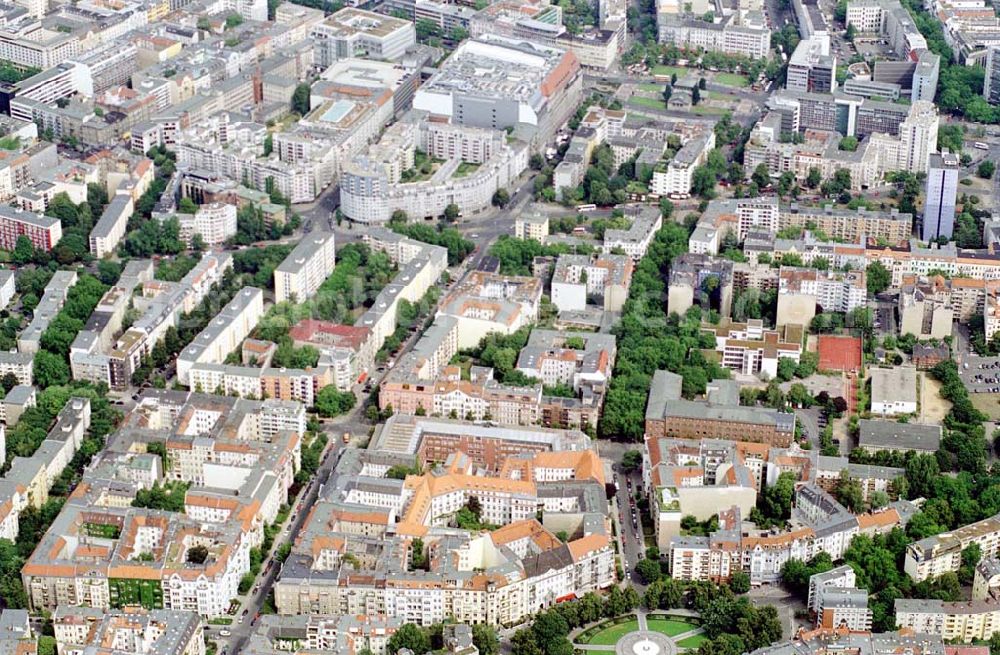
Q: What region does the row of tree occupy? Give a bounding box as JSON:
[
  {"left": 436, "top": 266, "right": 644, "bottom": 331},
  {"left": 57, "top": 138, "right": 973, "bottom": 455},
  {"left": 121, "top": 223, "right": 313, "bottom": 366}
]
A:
[
  {"left": 599, "top": 222, "right": 732, "bottom": 441},
  {"left": 33, "top": 274, "right": 109, "bottom": 388},
  {"left": 385, "top": 621, "right": 498, "bottom": 655},
  {"left": 0, "top": 381, "right": 123, "bottom": 608},
  {"left": 489, "top": 236, "right": 595, "bottom": 277},
  {"left": 388, "top": 220, "right": 475, "bottom": 266}
]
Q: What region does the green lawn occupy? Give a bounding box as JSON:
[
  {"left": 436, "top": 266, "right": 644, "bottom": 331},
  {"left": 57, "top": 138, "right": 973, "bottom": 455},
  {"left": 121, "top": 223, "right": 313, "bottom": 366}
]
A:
[
  {"left": 691, "top": 105, "right": 727, "bottom": 115},
  {"left": 647, "top": 619, "right": 698, "bottom": 637},
  {"left": 714, "top": 72, "right": 749, "bottom": 87},
  {"left": 638, "top": 83, "right": 664, "bottom": 92},
  {"left": 677, "top": 634, "right": 708, "bottom": 649},
  {"left": 651, "top": 65, "right": 688, "bottom": 78},
  {"left": 453, "top": 161, "right": 480, "bottom": 178},
  {"left": 584, "top": 620, "right": 639, "bottom": 645},
  {"left": 628, "top": 96, "right": 665, "bottom": 110},
  {"left": 705, "top": 91, "right": 733, "bottom": 101}
]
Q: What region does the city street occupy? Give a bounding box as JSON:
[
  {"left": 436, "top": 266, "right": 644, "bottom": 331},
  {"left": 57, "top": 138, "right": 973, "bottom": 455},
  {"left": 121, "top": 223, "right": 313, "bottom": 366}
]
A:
[{"left": 600, "top": 440, "right": 652, "bottom": 592}]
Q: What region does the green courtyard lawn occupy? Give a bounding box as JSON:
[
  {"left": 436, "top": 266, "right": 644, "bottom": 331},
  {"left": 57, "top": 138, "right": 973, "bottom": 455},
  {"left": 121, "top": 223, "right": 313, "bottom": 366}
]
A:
[
  {"left": 714, "top": 72, "right": 750, "bottom": 87},
  {"left": 581, "top": 620, "right": 640, "bottom": 645},
  {"left": 651, "top": 65, "right": 689, "bottom": 78},
  {"left": 691, "top": 105, "right": 728, "bottom": 116},
  {"left": 646, "top": 618, "right": 698, "bottom": 637},
  {"left": 628, "top": 96, "right": 666, "bottom": 110},
  {"left": 705, "top": 91, "right": 733, "bottom": 101},
  {"left": 677, "top": 634, "right": 708, "bottom": 649},
  {"left": 638, "top": 83, "right": 665, "bottom": 92}
]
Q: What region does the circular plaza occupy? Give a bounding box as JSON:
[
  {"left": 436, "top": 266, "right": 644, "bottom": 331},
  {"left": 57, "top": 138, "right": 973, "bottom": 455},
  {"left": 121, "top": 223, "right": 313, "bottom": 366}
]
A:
[{"left": 574, "top": 613, "right": 706, "bottom": 653}]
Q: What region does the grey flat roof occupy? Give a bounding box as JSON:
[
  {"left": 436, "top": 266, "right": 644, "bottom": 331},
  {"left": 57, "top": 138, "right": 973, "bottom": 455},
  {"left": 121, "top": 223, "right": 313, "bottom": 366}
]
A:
[
  {"left": 870, "top": 366, "right": 918, "bottom": 405},
  {"left": 858, "top": 419, "right": 941, "bottom": 452}
]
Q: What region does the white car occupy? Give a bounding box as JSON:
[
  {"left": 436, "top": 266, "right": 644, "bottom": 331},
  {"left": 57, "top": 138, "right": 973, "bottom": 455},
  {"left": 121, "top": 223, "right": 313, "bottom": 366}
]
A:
[{"left": 220, "top": 630, "right": 232, "bottom": 637}]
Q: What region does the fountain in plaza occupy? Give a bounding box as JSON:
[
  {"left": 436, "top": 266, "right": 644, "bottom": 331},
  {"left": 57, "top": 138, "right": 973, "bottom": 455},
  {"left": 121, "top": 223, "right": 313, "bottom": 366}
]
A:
[{"left": 631, "top": 638, "right": 660, "bottom": 655}]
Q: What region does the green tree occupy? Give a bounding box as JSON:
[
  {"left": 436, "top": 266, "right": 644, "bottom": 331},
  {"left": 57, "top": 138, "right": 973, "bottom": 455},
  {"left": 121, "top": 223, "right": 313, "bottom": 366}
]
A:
[
  {"left": 938, "top": 124, "right": 964, "bottom": 153},
  {"left": 833, "top": 471, "right": 865, "bottom": 512},
  {"left": 33, "top": 350, "right": 71, "bottom": 387},
  {"left": 472, "top": 625, "right": 498, "bottom": 655},
  {"left": 751, "top": 164, "right": 770, "bottom": 189},
  {"left": 787, "top": 383, "right": 814, "bottom": 407},
  {"left": 959, "top": 542, "right": 982, "bottom": 584},
  {"left": 291, "top": 83, "right": 311, "bottom": 115},
  {"left": 805, "top": 167, "right": 822, "bottom": 188},
  {"left": 729, "top": 570, "right": 750, "bottom": 594},
  {"left": 443, "top": 204, "right": 460, "bottom": 222},
  {"left": 621, "top": 449, "right": 642, "bottom": 472},
  {"left": 492, "top": 188, "right": 510, "bottom": 208},
  {"left": 12, "top": 236, "right": 33, "bottom": 265},
  {"left": 866, "top": 261, "right": 891, "bottom": 296},
  {"left": 388, "top": 625, "right": 432, "bottom": 655},
  {"left": 905, "top": 453, "right": 940, "bottom": 499},
  {"left": 838, "top": 136, "right": 859, "bottom": 151},
  {"left": 511, "top": 629, "right": 543, "bottom": 655},
  {"left": 776, "top": 357, "right": 797, "bottom": 382},
  {"left": 133, "top": 481, "right": 189, "bottom": 512},
  {"left": 760, "top": 472, "right": 795, "bottom": 522},
  {"left": 178, "top": 197, "right": 199, "bottom": 214},
  {"left": 314, "top": 386, "right": 357, "bottom": 418},
  {"left": 634, "top": 558, "right": 662, "bottom": 584},
  {"left": 691, "top": 166, "right": 717, "bottom": 198},
  {"left": 186, "top": 544, "right": 209, "bottom": 563},
  {"left": 45, "top": 192, "right": 80, "bottom": 227},
  {"left": 979, "top": 160, "right": 996, "bottom": 179}
]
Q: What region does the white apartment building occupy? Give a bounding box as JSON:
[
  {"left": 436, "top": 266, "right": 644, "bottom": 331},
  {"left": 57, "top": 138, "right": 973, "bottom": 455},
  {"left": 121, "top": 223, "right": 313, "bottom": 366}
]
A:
[
  {"left": 176, "top": 288, "right": 265, "bottom": 385},
  {"left": 846, "top": 0, "right": 927, "bottom": 57},
  {"left": 225, "top": 0, "right": 267, "bottom": 21},
  {"left": 340, "top": 120, "right": 528, "bottom": 224},
  {"left": 0, "top": 23, "right": 81, "bottom": 69},
  {"left": 905, "top": 513, "right": 1000, "bottom": 582},
  {"left": 89, "top": 195, "right": 133, "bottom": 258},
  {"left": 273, "top": 232, "right": 337, "bottom": 304},
  {"left": 808, "top": 565, "right": 857, "bottom": 612},
  {"left": 0, "top": 352, "right": 34, "bottom": 386},
  {"left": 550, "top": 253, "right": 632, "bottom": 313},
  {"left": 173, "top": 203, "right": 238, "bottom": 248},
  {"left": 650, "top": 130, "right": 716, "bottom": 199},
  {"left": 0, "top": 270, "right": 14, "bottom": 312},
  {"left": 987, "top": 291, "right": 1000, "bottom": 342},
  {"left": 816, "top": 587, "right": 872, "bottom": 631},
  {"left": 892, "top": 100, "right": 938, "bottom": 174},
  {"left": 846, "top": 0, "right": 885, "bottom": 31},
  {"left": 896, "top": 598, "right": 1000, "bottom": 641},
  {"left": 986, "top": 45, "right": 1000, "bottom": 104},
  {"left": 776, "top": 267, "right": 867, "bottom": 328},
  {"left": 657, "top": 14, "right": 771, "bottom": 60},
  {"left": 516, "top": 215, "right": 550, "bottom": 242},
  {"left": 704, "top": 319, "right": 803, "bottom": 379},
  {"left": 602, "top": 208, "right": 662, "bottom": 261}
]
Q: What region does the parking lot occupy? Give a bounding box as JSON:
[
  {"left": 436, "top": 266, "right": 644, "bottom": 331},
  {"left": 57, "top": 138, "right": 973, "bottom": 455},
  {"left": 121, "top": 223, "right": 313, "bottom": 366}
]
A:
[{"left": 957, "top": 354, "right": 1000, "bottom": 393}]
